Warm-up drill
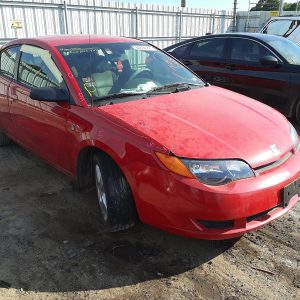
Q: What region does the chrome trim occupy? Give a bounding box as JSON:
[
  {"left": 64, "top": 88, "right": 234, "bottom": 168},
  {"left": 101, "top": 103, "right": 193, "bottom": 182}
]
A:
[{"left": 254, "top": 151, "right": 292, "bottom": 174}]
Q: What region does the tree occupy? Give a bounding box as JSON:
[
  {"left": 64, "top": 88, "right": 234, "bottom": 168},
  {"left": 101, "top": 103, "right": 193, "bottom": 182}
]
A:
[
  {"left": 251, "top": 0, "right": 280, "bottom": 11},
  {"left": 251, "top": 0, "right": 300, "bottom": 11},
  {"left": 283, "top": 2, "right": 298, "bottom": 11}
]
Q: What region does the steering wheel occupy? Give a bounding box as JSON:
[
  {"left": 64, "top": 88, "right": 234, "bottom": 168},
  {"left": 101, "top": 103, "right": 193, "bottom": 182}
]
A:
[{"left": 128, "top": 68, "right": 153, "bottom": 82}]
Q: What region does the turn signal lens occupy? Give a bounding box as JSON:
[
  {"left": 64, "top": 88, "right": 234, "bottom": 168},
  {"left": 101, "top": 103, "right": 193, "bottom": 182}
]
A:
[{"left": 155, "top": 152, "right": 194, "bottom": 178}]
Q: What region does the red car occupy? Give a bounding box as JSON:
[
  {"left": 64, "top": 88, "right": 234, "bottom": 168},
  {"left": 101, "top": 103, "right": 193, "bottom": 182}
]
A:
[{"left": 0, "top": 35, "right": 299, "bottom": 240}]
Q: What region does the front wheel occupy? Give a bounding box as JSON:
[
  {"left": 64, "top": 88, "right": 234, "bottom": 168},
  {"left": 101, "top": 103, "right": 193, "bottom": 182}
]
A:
[
  {"left": 93, "top": 152, "right": 137, "bottom": 232},
  {"left": 0, "top": 130, "right": 10, "bottom": 146}
]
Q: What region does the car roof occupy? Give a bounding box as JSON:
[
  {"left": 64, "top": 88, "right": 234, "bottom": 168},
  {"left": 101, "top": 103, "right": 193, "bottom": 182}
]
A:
[
  {"left": 164, "top": 32, "right": 286, "bottom": 50},
  {"left": 5, "top": 35, "right": 140, "bottom": 48},
  {"left": 268, "top": 16, "right": 300, "bottom": 20}
]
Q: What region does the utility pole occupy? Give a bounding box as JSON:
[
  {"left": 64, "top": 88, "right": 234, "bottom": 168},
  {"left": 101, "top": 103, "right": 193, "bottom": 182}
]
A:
[
  {"left": 279, "top": 0, "right": 284, "bottom": 16},
  {"left": 233, "top": 0, "right": 238, "bottom": 32}
]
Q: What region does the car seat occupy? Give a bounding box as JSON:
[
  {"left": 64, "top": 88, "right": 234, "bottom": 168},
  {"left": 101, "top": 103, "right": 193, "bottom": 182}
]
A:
[{"left": 90, "top": 56, "right": 116, "bottom": 97}]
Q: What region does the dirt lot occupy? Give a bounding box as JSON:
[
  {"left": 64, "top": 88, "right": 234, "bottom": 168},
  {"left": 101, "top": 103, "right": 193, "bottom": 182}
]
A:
[{"left": 0, "top": 127, "right": 299, "bottom": 300}]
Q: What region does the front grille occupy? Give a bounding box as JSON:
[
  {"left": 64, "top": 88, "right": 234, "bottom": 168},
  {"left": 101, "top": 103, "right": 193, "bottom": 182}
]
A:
[{"left": 254, "top": 151, "right": 292, "bottom": 174}]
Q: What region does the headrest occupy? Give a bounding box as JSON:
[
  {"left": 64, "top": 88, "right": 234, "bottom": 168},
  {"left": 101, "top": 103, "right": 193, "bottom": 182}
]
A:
[{"left": 93, "top": 56, "right": 110, "bottom": 73}]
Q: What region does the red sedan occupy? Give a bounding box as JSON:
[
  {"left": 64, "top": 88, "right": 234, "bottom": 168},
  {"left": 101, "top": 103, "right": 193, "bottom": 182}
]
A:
[{"left": 0, "top": 35, "right": 299, "bottom": 240}]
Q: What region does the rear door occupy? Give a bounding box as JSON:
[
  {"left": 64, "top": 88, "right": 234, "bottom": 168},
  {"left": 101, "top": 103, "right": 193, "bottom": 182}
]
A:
[
  {"left": 178, "top": 37, "right": 230, "bottom": 88},
  {"left": 9, "top": 44, "right": 71, "bottom": 170},
  {"left": 225, "top": 37, "right": 290, "bottom": 112},
  {"left": 0, "top": 46, "right": 20, "bottom": 136}
]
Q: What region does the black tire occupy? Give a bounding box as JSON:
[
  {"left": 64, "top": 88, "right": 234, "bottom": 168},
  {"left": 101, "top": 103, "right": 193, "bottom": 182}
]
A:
[
  {"left": 93, "top": 152, "right": 137, "bottom": 232},
  {"left": 0, "top": 130, "right": 10, "bottom": 146}
]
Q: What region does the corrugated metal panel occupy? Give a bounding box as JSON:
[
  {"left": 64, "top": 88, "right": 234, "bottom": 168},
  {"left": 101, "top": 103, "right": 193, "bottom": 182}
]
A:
[{"left": 0, "top": 0, "right": 234, "bottom": 48}]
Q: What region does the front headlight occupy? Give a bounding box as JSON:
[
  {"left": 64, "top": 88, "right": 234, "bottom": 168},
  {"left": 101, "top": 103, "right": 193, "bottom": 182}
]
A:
[
  {"left": 289, "top": 122, "right": 299, "bottom": 152},
  {"left": 182, "top": 159, "right": 254, "bottom": 186}
]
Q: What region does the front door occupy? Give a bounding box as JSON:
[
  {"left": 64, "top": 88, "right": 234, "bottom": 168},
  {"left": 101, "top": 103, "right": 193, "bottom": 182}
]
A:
[
  {"left": 225, "top": 37, "right": 290, "bottom": 113},
  {"left": 8, "top": 44, "right": 72, "bottom": 171}
]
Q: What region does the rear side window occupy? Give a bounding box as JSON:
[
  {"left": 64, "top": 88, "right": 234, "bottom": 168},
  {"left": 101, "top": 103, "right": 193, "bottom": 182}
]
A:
[
  {"left": 0, "top": 46, "right": 20, "bottom": 78},
  {"left": 189, "top": 38, "right": 226, "bottom": 59},
  {"left": 170, "top": 44, "right": 190, "bottom": 57},
  {"left": 18, "top": 45, "right": 64, "bottom": 88}
]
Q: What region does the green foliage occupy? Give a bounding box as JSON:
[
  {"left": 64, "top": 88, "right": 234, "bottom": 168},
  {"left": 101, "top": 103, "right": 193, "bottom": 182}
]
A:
[
  {"left": 251, "top": 0, "right": 299, "bottom": 11},
  {"left": 283, "top": 3, "right": 298, "bottom": 11},
  {"left": 251, "top": 0, "right": 280, "bottom": 11}
]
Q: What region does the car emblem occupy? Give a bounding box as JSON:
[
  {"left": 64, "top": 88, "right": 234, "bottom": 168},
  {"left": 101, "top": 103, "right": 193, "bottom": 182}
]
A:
[{"left": 269, "top": 144, "right": 281, "bottom": 156}]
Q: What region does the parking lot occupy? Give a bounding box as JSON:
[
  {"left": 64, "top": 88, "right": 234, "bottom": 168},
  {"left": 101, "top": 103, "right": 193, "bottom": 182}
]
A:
[{"left": 0, "top": 120, "right": 299, "bottom": 300}]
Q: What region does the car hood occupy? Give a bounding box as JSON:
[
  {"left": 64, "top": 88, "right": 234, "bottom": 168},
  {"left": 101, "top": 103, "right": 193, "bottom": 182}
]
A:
[{"left": 97, "top": 86, "right": 292, "bottom": 168}]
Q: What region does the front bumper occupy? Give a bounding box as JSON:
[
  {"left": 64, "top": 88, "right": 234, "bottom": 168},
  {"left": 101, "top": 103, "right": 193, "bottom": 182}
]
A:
[{"left": 126, "top": 147, "right": 300, "bottom": 240}]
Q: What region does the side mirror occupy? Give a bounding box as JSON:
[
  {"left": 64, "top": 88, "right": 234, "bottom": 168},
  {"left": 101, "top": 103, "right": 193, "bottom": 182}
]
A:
[
  {"left": 30, "top": 87, "right": 69, "bottom": 102},
  {"left": 260, "top": 56, "right": 280, "bottom": 67}
]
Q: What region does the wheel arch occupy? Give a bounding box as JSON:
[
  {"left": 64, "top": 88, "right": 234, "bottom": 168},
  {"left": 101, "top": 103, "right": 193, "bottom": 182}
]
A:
[{"left": 74, "top": 141, "right": 135, "bottom": 194}]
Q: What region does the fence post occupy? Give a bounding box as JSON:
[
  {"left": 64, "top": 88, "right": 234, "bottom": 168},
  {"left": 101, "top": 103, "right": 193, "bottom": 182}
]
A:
[
  {"left": 232, "top": 0, "right": 237, "bottom": 32},
  {"left": 212, "top": 12, "right": 216, "bottom": 34},
  {"left": 93, "top": 0, "right": 97, "bottom": 34},
  {"left": 63, "top": 0, "right": 69, "bottom": 34},
  {"left": 135, "top": 7, "right": 138, "bottom": 38},
  {"left": 178, "top": 9, "right": 182, "bottom": 42}
]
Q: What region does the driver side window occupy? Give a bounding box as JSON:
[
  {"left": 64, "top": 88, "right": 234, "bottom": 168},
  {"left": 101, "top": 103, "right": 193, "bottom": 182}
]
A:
[
  {"left": 230, "top": 39, "right": 272, "bottom": 63},
  {"left": 18, "top": 45, "right": 64, "bottom": 88}
]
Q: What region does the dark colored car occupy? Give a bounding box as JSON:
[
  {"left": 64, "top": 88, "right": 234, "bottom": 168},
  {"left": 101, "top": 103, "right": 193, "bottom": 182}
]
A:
[{"left": 164, "top": 33, "right": 300, "bottom": 123}]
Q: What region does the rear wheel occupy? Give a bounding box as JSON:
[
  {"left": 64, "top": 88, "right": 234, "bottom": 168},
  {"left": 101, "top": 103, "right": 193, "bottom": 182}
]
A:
[
  {"left": 0, "top": 130, "right": 10, "bottom": 146},
  {"left": 93, "top": 152, "right": 137, "bottom": 232}
]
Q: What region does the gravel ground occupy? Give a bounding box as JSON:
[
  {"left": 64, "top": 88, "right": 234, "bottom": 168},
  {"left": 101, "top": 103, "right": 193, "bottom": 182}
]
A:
[{"left": 0, "top": 126, "right": 299, "bottom": 300}]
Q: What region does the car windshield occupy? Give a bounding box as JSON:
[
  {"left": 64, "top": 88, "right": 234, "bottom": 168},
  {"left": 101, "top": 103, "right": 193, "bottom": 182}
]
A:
[
  {"left": 57, "top": 42, "right": 204, "bottom": 105},
  {"left": 263, "top": 19, "right": 296, "bottom": 36},
  {"left": 266, "top": 38, "right": 300, "bottom": 65}
]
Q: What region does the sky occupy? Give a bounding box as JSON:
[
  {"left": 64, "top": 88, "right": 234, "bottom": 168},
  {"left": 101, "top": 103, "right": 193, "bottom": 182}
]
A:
[{"left": 120, "top": 0, "right": 250, "bottom": 11}]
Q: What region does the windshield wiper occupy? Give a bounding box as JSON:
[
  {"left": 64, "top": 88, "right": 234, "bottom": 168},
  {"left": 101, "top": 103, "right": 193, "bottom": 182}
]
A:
[
  {"left": 93, "top": 92, "right": 144, "bottom": 104},
  {"left": 92, "top": 82, "right": 205, "bottom": 105},
  {"left": 144, "top": 82, "right": 203, "bottom": 97}
]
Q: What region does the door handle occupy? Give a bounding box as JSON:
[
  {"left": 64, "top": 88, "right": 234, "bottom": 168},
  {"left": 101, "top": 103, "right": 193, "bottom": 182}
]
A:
[
  {"left": 182, "top": 60, "right": 193, "bottom": 66},
  {"left": 10, "top": 94, "right": 18, "bottom": 101},
  {"left": 9, "top": 87, "right": 18, "bottom": 101}
]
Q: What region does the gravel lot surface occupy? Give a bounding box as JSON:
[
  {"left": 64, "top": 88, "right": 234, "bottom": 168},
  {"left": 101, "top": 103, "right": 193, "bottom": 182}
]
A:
[{"left": 0, "top": 123, "right": 299, "bottom": 300}]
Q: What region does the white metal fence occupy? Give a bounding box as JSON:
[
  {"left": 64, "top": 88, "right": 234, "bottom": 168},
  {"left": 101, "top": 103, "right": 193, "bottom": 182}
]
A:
[{"left": 0, "top": 0, "right": 234, "bottom": 47}]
